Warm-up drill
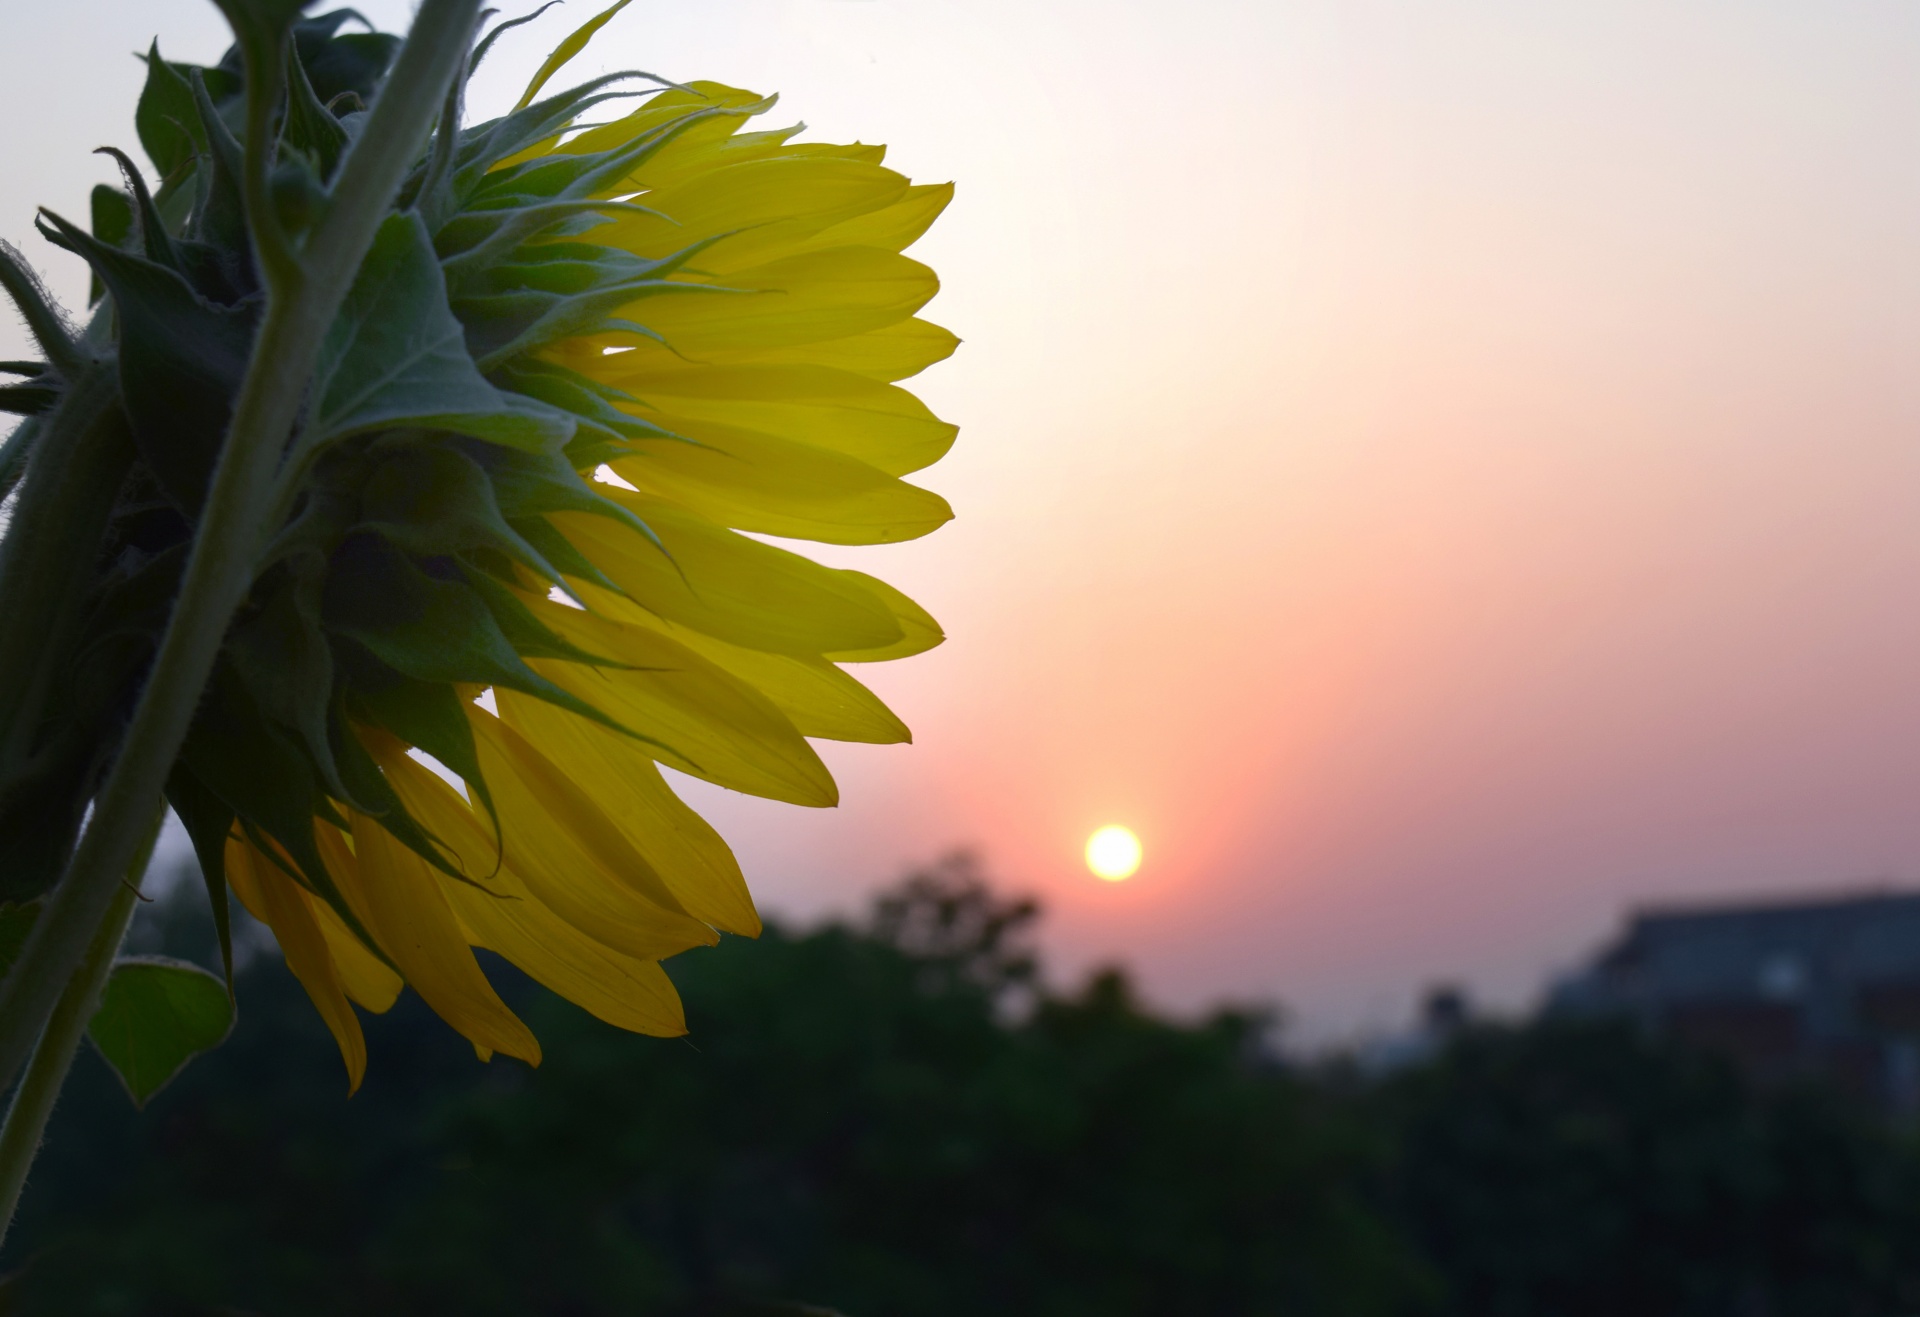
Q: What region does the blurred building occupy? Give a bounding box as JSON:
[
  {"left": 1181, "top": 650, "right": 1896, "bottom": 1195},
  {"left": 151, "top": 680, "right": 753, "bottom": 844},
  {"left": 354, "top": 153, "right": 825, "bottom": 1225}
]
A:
[{"left": 1549, "top": 892, "right": 1920, "bottom": 1111}]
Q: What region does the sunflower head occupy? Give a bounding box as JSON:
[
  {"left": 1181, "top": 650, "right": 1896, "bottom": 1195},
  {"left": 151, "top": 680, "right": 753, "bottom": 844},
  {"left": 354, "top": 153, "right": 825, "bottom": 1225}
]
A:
[{"left": 3, "top": 4, "right": 954, "bottom": 1087}]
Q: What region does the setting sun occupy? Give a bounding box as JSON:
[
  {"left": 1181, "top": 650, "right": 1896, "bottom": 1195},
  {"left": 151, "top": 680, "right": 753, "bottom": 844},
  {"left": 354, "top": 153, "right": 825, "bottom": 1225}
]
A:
[{"left": 1085, "top": 826, "right": 1144, "bottom": 881}]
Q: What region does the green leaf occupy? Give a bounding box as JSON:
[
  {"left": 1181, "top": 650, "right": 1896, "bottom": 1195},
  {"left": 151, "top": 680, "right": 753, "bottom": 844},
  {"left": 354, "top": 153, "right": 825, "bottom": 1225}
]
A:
[
  {"left": 36, "top": 212, "right": 256, "bottom": 513},
  {"left": 87, "top": 957, "right": 234, "bottom": 1107},
  {"left": 305, "top": 213, "right": 574, "bottom": 456},
  {"left": 0, "top": 901, "right": 41, "bottom": 981}
]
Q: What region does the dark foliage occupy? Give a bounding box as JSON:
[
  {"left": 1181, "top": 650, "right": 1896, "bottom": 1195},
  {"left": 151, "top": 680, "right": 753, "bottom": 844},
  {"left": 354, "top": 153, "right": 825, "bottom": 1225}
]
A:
[
  {"left": 6, "top": 858, "right": 1414, "bottom": 1316},
  {"left": 8, "top": 858, "right": 1920, "bottom": 1315},
  {"left": 1377, "top": 1019, "right": 1920, "bottom": 1317}
]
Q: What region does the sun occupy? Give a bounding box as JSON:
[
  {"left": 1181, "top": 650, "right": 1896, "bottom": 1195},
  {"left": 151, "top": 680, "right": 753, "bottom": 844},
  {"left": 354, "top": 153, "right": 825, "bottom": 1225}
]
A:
[{"left": 1085, "top": 826, "right": 1143, "bottom": 881}]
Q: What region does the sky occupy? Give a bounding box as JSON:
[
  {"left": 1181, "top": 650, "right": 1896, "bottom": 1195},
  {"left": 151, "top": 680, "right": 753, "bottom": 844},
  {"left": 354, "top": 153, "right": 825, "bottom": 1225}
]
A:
[{"left": 6, "top": 1, "right": 1920, "bottom": 1042}]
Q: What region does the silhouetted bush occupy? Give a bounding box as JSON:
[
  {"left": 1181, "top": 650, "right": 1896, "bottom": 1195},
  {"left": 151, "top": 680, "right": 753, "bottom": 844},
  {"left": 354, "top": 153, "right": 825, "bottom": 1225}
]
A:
[{"left": 9, "top": 857, "right": 1920, "bottom": 1315}]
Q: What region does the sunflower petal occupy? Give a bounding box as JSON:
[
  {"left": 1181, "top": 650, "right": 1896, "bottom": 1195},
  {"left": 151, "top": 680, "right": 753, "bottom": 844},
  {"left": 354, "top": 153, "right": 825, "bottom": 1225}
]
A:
[
  {"left": 336, "top": 813, "right": 542, "bottom": 1065},
  {"left": 225, "top": 837, "right": 368, "bottom": 1092}
]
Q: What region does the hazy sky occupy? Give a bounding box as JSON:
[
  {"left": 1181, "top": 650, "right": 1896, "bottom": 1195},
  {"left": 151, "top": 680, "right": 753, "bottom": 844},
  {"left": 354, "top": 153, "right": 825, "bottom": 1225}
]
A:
[{"left": 7, "top": 1, "right": 1920, "bottom": 1041}]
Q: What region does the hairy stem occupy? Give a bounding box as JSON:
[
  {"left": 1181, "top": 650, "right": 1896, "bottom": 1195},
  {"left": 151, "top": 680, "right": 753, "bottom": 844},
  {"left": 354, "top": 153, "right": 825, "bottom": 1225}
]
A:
[
  {"left": 0, "top": 0, "right": 484, "bottom": 1100},
  {"left": 0, "top": 809, "right": 160, "bottom": 1252},
  {"left": 0, "top": 363, "right": 132, "bottom": 774}
]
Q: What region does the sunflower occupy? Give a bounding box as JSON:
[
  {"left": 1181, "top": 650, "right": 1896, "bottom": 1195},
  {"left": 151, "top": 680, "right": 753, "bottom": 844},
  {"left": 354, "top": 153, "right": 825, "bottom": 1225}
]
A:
[{"left": 7, "top": 5, "right": 954, "bottom": 1089}]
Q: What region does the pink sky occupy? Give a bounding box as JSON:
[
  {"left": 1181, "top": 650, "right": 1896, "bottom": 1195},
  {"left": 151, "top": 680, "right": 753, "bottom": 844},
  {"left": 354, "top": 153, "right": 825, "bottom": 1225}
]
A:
[{"left": 9, "top": 1, "right": 1920, "bottom": 1039}]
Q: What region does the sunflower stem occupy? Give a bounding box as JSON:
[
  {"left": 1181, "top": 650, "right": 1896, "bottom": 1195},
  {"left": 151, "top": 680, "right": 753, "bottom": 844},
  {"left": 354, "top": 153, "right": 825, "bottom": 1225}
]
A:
[
  {"left": 0, "top": 361, "right": 132, "bottom": 776},
  {"left": 0, "top": 809, "right": 160, "bottom": 1254},
  {"left": 0, "top": 0, "right": 484, "bottom": 1101}
]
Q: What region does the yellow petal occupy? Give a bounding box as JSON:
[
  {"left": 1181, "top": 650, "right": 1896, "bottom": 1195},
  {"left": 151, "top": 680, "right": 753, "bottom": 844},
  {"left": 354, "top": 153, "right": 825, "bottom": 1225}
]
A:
[
  {"left": 600, "top": 156, "right": 910, "bottom": 267},
  {"left": 609, "top": 430, "right": 950, "bottom": 545},
  {"left": 379, "top": 728, "right": 721, "bottom": 958},
  {"left": 822, "top": 570, "right": 945, "bottom": 662},
  {"left": 790, "top": 182, "right": 953, "bottom": 258},
  {"left": 567, "top": 581, "right": 911, "bottom": 744},
  {"left": 665, "top": 640, "right": 910, "bottom": 745},
  {"left": 553, "top": 498, "right": 904, "bottom": 655},
  {"left": 596, "top": 363, "right": 958, "bottom": 478},
  {"left": 308, "top": 824, "right": 407, "bottom": 1012},
  {"left": 630, "top": 248, "right": 939, "bottom": 355},
  {"left": 473, "top": 682, "right": 761, "bottom": 935},
  {"left": 517, "top": 595, "right": 836, "bottom": 804},
  {"left": 558, "top": 316, "right": 959, "bottom": 383},
  {"left": 337, "top": 813, "right": 542, "bottom": 1065},
  {"left": 384, "top": 725, "right": 725, "bottom": 963},
  {"left": 225, "top": 838, "right": 368, "bottom": 1092},
  {"left": 446, "top": 875, "right": 689, "bottom": 1037}
]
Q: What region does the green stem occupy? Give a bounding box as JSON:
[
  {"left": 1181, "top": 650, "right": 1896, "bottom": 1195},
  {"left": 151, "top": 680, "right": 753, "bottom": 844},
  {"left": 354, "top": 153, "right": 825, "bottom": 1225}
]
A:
[
  {"left": 0, "top": 808, "right": 160, "bottom": 1252},
  {"left": 0, "top": 0, "right": 484, "bottom": 1100},
  {"left": 0, "top": 363, "right": 132, "bottom": 773}
]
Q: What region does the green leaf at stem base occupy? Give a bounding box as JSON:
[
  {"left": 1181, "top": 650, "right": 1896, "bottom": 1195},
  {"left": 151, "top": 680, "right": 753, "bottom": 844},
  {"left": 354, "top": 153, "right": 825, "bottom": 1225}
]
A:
[{"left": 86, "top": 957, "right": 234, "bottom": 1107}]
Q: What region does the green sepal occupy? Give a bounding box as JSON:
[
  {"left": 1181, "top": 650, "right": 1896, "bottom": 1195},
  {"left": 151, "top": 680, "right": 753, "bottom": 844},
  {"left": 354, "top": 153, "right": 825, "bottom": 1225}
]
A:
[
  {"left": 469, "top": 2, "right": 563, "bottom": 75},
  {"left": 0, "top": 412, "right": 37, "bottom": 497},
  {"left": 305, "top": 213, "right": 575, "bottom": 458},
  {"left": 164, "top": 767, "right": 238, "bottom": 993},
  {"left": 281, "top": 41, "right": 351, "bottom": 181},
  {"left": 463, "top": 440, "right": 668, "bottom": 558},
  {"left": 457, "top": 562, "right": 622, "bottom": 667},
  {"left": 94, "top": 147, "right": 240, "bottom": 305},
  {"left": 226, "top": 553, "right": 349, "bottom": 804},
  {"left": 36, "top": 212, "right": 256, "bottom": 514},
  {"left": 0, "top": 742, "right": 95, "bottom": 903},
  {"left": 453, "top": 241, "right": 705, "bottom": 370},
  {"left": 87, "top": 957, "right": 234, "bottom": 1107},
  {"left": 0, "top": 540, "right": 183, "bottom": 902},
  {"left": 287, "top": 11, "right": 400, "bottom": 107},
  {"left": 325, "top": 704, "right": 471, "bottom": 884},
  {"left": 338, "top": 651, "right": 498, "bottom": 836},
  {"left": 88, "top": 185, "right": 134, "bottom": 305},
  {"left": 495, "top": 355, "right": 683, "bottom": 443},
  {"left": 321, "top": 532, "right": 625, "bottom": 735},
  {"left": 358, "top": 444, "right": 568, "bottom": 589},
  {"left": 178, "top": 659, "right": 335, "bottom": 901},
  {"left": 0, "top": 239, "right": 82, "bottom": 379},
  {"left": 186, "top": 69, "right": 253, "bottom": 261},
  {"left": 0, "top": 362, "right": 59, "bottom": 417},
  {"left": 453, "top": 76, "right": 664, "bottom": 193},
  {"left": 435, "top": 197, "right": 662, "bottom": 280},
  {"left": 509, "top": 514, "right": 622, "bottom": 594},
  {"left": 465, "top": 95, "right": 725, "bottom": 213},
  {"left": 0, "top": 900, "right": 40, "bottom": 980},
  {"left": 136, "top": 44, "right": 208, "bottom": 191},
  {"left": 210, "top": 0, "right": 308, "bottom": 80}
]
